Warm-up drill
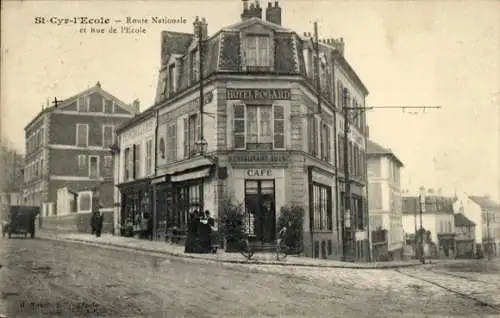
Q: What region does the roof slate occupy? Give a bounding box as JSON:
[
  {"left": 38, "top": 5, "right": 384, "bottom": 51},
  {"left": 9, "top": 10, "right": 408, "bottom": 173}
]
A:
[{"left": 454, "top": 213, "right": 475, "bottom": 227}]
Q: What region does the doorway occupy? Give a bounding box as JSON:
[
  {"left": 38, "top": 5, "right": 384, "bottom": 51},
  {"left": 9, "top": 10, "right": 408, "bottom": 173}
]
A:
[{"left": 244, "top": 180, "right": 276, "bottom": 243}]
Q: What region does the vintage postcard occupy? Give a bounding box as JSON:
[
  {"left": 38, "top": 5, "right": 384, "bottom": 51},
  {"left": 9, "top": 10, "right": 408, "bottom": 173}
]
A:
[{"left": 1, "top": 0, "right": 499, "bottom": 317}]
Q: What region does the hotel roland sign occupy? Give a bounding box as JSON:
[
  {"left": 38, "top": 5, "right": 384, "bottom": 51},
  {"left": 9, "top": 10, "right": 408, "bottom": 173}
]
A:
[{"left": 226, "top": 88, "right": 291, "bottom": 101}]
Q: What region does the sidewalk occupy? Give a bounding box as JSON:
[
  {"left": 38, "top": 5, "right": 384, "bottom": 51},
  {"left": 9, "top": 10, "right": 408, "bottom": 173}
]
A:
[{"left": 37, "top": 230, "right": 425, "bottom": 269}]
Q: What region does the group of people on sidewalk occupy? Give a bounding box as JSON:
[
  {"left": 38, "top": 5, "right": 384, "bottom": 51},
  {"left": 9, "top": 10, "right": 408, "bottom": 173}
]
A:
[{"left": 185, "top": 210, "right": 216, "bottom": 254}]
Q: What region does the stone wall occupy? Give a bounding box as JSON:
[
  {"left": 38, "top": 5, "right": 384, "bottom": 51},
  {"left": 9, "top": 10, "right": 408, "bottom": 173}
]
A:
[{"left": 41, "top": 211, "right": 114, "bottom": 234}]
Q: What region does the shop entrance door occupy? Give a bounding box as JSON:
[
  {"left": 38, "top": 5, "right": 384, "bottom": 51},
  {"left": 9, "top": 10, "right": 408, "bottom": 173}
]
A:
[{"left": 244, "top": 180, "right": 276, "bottom": 243}]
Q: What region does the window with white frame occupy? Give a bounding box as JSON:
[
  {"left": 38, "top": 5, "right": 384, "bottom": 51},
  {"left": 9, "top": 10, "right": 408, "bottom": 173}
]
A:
[
  {"left": 78, "top": 154, "right": 86, "bottom": 169},
  {"left": 103, "top": 155, "right": 113, "bottom": 179},
  {"left": 308, "top": 116, "right": 318, "bottom": 156},
  {"left": 320, "top": 122, "right": 330, "bottom": 162},
  {"left": 124, "top": 147, "right": 131, "bottom": 180},
  {"left": 244, "top": 35, "right": 271, "bottom": 69},
  {"left": 233, "top": 104, "right": 285, "bottom": 150},
  {"left": 77, "top": 96, "right": 88, "bottom": 112},
  {"left": 166, "top": 122, "right": 177, "bottom": 162},
  {"left": 145, "top": 139, "right": 153, "bottom": 176},
  {"left": 102, "top": 125, "right": 114, "bottom": 148},
  {"left": 89, "top": 156, "right": 99, "bottom": 179},
  {"left": 40, "top": 127, "right": 44, "bottom": 145},
  {"left": 103, "top": 99, "right": 113, "bottom": 113},
  {"left": 184, "top": 114, "right": 200, "bottom": 158},
  {"left": 76, "top": 124, "right": 88, "bottom": 147}
]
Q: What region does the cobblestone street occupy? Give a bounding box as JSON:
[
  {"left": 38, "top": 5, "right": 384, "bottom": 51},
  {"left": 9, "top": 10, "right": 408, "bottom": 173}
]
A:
[{"left": 1, "top": 237, "right": 499, "bottom": 317}]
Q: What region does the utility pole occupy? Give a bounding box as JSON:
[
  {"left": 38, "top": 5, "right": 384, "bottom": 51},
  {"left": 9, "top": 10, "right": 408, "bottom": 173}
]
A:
[
  {"left": 51, "top": 97, "right": 64, "bottom": 108},
  {"left": 198, "top": 22, "right": 205, "bottom": 146},
  {"left": 419, "top": 187, "right": 425, "bottom": 263},
  {"left": 486, "top": 209, "right": 492, "bottom": 260}
]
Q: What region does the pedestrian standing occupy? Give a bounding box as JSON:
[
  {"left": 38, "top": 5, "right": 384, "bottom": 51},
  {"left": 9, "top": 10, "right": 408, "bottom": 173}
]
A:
[{"left": 96, "top": 211, "right": 104, "bottom": 238}]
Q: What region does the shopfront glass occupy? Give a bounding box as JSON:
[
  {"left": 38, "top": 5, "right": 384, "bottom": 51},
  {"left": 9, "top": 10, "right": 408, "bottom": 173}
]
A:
[{"left": 244, "top": 180, "right": 276, "bottom": 243}]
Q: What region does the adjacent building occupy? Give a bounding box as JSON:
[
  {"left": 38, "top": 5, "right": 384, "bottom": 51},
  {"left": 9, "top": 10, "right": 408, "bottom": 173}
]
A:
[
  {"left": 454, "top": 212, "right": 476, "bottom": 258},
  {"left": 454, "top": 194, "right": 500, "bottom": 256},
  {"left": 366, "top": 140, "right": 404, "bottom": 260},
  {"left": 402, "top": 192, "right": 456, "bottom": 258},
  {"left": 116, "top": 0, "right": 370, "bottom": 260},
  {"left": 24, "top": 82, "right": 139, "bottom": 231},
  {"left": 115, "top": 109, "right": 157, "bottom": 237}
]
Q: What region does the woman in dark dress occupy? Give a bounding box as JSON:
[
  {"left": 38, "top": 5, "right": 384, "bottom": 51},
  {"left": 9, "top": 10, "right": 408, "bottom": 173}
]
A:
[
  {"left": 185, "top": 210, "right": 200, "bottom": 253},
  {"left": 198, "top": 212, "right": 211, "bottom": 253}
]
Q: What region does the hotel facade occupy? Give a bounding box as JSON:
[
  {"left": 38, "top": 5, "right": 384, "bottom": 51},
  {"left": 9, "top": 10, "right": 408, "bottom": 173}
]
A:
[{"left": 115, "top": 1, "right": 370, "bottom": 260}]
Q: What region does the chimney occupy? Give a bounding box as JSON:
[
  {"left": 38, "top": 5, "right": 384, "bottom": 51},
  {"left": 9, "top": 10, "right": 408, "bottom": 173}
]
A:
[
  {"left": 96, "top": 81, "right": 101, "bottom": 88},
  {"left": 265, "top": 1, "right": 282, "bottom": 25},
  {"left": 132, "top": 99, "right": 140, "bottom": 112},
  {"left": 254, "top": 1, "right": 263, "bottom": 19},
  {"left": 193, "top": 16, "right": 208, "bottom": 39}
]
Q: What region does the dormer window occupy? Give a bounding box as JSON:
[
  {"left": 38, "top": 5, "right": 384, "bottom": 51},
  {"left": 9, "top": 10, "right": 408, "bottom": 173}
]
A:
[
  {"left": 77, "top": 96, "right": 88, "bottom": 112},
  {"left": 190, "top": 49, "right": 199, "bottom": 84},
  {"left": 244, "top": 35, "right": 270, "bottom": 70}
]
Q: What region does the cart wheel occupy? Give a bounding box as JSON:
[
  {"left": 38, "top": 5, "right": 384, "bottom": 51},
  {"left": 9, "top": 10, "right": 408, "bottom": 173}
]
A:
[{"left": 240, "top": 240, "right": 254, "bottom": 260}]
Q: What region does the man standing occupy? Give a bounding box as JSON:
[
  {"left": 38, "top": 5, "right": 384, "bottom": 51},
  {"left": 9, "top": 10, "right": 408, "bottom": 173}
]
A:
[{"left": 91, "top": 187, "right": 103, "bottom": 238}]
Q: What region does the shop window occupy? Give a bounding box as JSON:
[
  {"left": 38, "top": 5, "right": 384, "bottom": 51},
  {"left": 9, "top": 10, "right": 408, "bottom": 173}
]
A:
[
  {"left": 312, "top": 183, "right": 332, "bottom": 231},
  {"left": 244, "top": 35, "right": 270, "bottom": 70},
  {"left": 327, "top": 239, "right": 332, "bottom": 255},
  {"left": 171, "top": 183, "right": 203, "bottom": 229}
]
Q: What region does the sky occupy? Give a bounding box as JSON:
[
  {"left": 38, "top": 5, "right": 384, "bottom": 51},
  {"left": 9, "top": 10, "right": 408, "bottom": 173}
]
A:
[{"left": 1, "top": 0, "right": 499, "bottom": 200}]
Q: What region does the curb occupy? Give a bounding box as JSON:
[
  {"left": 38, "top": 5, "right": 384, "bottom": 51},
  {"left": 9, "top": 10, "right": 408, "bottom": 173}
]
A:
[{"left": 39, "top": 234, "right": 425, "bottom": 270}]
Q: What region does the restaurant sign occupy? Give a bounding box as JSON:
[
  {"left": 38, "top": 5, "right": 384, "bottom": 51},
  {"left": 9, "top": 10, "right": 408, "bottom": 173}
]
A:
[
  {"left": 226, "top": 88, "right": 291, "bottom": 101},
  {"left": 229, "top": 151, "right": 290, "bottom": 164}
]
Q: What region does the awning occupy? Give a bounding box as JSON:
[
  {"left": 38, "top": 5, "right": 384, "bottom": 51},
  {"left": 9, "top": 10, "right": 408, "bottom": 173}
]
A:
[{"left": 171, "top": 167, "right": 211, "bottom": 183}]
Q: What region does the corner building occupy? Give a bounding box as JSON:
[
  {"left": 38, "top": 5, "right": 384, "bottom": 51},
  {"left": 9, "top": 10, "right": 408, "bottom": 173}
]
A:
[{"left": 128, "top": 1, "right": 369, "bottom": 260}]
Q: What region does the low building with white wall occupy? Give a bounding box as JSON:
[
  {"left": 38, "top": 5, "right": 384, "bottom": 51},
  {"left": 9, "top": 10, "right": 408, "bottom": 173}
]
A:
[
  {"left": 366, "top": 140, "right": 404, "bottom": 259},
  {"left": 402, "top": 192, "right": 456, "bottom": 258},
  {"left": 454, "top": 194, "right": 500, "bottom": 256},
  {"left": 115, "top": 111, "right": 157, "bottom": 236}
]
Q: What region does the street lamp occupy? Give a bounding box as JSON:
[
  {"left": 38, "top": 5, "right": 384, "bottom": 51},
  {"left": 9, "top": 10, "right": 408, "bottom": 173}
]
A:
[
  {"left": 419, "top": 186, "right": 426, "bottom": 264},
  {"left": 195, "top": 138, "right": 208, "bottom": 155}
]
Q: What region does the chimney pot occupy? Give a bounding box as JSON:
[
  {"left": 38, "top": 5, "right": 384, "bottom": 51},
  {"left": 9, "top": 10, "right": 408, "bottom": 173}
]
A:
[
  {"left": 268, "top": 2, "right": 272, "bottom": 7},
  {"left": 275, "top": 1, "right": 279, "bottom": 7},
  {"left": 96, "top": 81, "right": 101, "bottom": 88}
]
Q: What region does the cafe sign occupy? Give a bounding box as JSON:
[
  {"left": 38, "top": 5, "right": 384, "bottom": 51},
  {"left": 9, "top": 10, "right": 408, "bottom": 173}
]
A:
[
  {"left": 226, "top": 88, "right": 291, "bottom": 101},
  {"left": 229, "top": 151, "right": 290, "bottom": 164}
]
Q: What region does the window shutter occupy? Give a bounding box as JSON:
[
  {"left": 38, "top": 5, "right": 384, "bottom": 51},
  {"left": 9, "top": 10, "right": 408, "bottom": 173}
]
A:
[
  {"left": 183, "top": 117, "right": 189, "bottom": 158},
  {"left": 273, "top": 105, "right": 284, "bottom": 149},
  {"left": 196, "top": 114, "right": 201, "bottom": 143},
  {"left": 132, "top": 144, "right": 137, "bottom": 179},
  {"left": 233, "top": 104, "right": 245, "bottom": 149}
]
